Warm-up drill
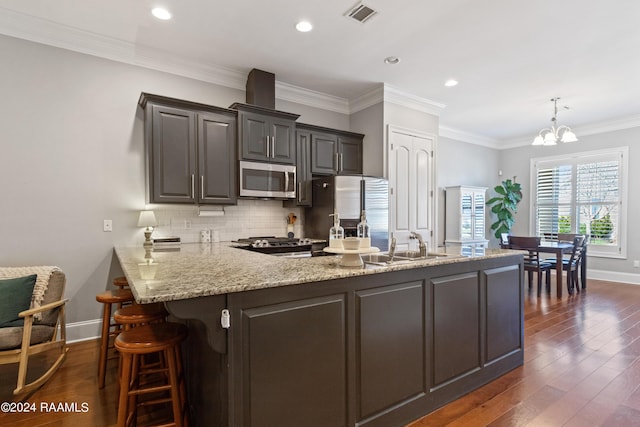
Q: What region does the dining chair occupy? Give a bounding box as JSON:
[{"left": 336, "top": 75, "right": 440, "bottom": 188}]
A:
[
  {"left": 556, "top": 233, "right": 588, "bottom": 289},
  {"left": 507, "top": 236, "right": 552, "bottom": 297},
  {"left": 545, "top": 235, "right": 585, "bottom": 295}
]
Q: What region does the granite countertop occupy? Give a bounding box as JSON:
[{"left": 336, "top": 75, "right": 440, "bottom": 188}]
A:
[{"left": 114, "top": 243, "right": 518, "bottom": 304}]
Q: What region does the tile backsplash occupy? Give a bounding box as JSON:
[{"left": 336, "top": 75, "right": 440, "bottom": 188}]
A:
[{"left": 151, "top": 200, "right": 305, "bottom": 243}]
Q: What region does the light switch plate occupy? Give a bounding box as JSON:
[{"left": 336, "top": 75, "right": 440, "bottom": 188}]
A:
[{"left": 103, "top": 219, "right": 113, "bottom": 232}]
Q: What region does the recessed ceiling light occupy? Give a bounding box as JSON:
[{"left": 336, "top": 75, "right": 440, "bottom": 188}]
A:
[
  {"left": 384, "top": 56, "right": 400, "bottom": 65},
  {"left": 444, "top": 79, "right": 459, "bottom": 87},
  {"left": 152, "top": 7, "right": 172, "bottom": 20},
  {"left": 296, "top": 21, "right": 313, "bottom": 32}
]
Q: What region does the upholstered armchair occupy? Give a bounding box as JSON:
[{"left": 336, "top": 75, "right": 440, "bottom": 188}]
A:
[{"left": 0, "top": 267, "right": 69, "bottom": 397}]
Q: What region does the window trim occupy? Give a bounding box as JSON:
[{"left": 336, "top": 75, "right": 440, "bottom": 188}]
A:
[{"left": 529, "top": 146, "right": 629, "bottom": 259}]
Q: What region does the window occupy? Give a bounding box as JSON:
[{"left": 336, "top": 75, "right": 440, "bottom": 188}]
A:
[{"left": 531, "top": 147, "right": 628, "bottom": 258}]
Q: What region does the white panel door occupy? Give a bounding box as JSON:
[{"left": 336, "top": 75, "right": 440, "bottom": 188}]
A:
[{"left": 388, "top": 127, "right": 435, "bottom": 251}]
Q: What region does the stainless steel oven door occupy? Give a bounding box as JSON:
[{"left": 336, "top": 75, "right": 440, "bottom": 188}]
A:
[{"left": 239, "top": 161, "right": 296, "bottom": 199}]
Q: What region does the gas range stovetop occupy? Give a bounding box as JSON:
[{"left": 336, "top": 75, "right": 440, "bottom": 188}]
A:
[{"left": 234, "top": 236, "right": 313, "bottom": 256}]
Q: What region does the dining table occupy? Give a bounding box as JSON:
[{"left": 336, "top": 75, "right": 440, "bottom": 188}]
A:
[{"left": 538, "top": 240, "right": 586, "bottom": 297}]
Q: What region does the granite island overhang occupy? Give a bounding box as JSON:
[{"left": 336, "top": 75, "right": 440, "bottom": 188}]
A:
[{"left": 115, "top": 243, "right": 525, "bottom": 427}]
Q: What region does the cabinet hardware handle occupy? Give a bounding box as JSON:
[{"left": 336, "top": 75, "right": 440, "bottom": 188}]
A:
[
  {"left": 284, "top": 171, "right": 289, "bottom": 193},
  {"left": 298, "top": 181, "right": 303, "bottom": 202},
  {"left": 221, "top": 309, "right": 230, "bottom": 329},
  {"left": 340, "top": 153, "right": 344, "bottom": 172},
  {"left": 201, "top": 175, "right": 205, "bottom": 200},
  {"left": 191, "top": 174, "right": 195, "bottom": 198},
  {"left": 335, "top": 153, "right": 339, "bottom": 172},
  {"left": 266, "top": 136, "right": 270, "bottom": 158},
  {"left": 271, "top": 136, "right": 275, "bottom": 158}
]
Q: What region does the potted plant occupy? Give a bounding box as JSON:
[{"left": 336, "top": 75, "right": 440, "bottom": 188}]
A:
[{"left": 486, "top": 177, "right": 523, "bottom": 240}]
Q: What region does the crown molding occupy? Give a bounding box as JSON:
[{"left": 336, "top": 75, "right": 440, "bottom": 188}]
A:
[
  {"left": 576, "top": 114, "right": 640, "bottom": 137},
  {"left": 275, "top": 81, "right": 350, "bottom": 114},
  {"left": 383, "top": 84, "right": 446, "bottom": 116},
  {"left": 349, "top": 84, "right": 446, "bottom": 116},
  {"left": 438, "top": 126, "right": 501, "bottom": 149},
  {"left": 0, "top": 7, "right": 247, "bottom": 90},
  {"left": 349, "top": 85, "right": 384, "bottom": 113}
]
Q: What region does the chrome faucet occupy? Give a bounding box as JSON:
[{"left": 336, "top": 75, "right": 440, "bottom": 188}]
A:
[
  {"left": 388, "top": 237, "right": 397, "bottom": 263},
  {"left": 410, "top": 232, "right": 427, "bottom": 258}
]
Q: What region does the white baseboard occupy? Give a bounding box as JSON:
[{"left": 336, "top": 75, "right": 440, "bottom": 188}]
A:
[
  {"left": 66, "top": 318, "right": 101, "bottom": 343},
  {"left": 587, "top": 269, "right": 640, "bottom": 285}
]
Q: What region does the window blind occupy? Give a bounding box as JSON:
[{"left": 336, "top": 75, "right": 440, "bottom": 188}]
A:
[{"left": 532, "top": 148, "right": 627, "bottom": 258}]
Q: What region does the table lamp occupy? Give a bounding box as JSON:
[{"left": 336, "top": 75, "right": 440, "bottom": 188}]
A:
[{"left": 137, "top": 210, "right": 158, "bottom": 247}]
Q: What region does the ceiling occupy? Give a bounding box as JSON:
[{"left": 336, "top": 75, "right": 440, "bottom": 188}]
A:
[{"left": 1, "top": 0, "right": 639, "bottom": 147}]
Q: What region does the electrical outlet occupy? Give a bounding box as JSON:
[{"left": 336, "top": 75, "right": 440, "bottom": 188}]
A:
[
  {"left": 184, "top": 220, "right": 192, "bottom": 229},
  {"left": 634, "top": 260, "right": 640, "bottom": 268},
  {"left": 103, "top": 219, "right": 113, "bottom": 232}
]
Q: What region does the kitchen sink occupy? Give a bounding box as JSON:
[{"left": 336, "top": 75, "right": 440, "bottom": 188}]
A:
[
  {"left": 392, "top": 251, "right": 456, "bottom": 260},
  {"left": 361, "top": 253, "right": 412, "bottom": 266},
  {"left": 362, "top": 251, "right": 458, "bottom": 266}
]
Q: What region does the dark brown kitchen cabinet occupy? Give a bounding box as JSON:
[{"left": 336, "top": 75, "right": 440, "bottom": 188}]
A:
[
  {"left": 304, "top": 123, "right": 364, "bottom": 175},
  {"left": 139, "top": 93, "right": 237, "bottom": 205},
  {"left": 230, "top": 292, "right": 348, "bottom": 427},
  {"left": 211, "top": 256, "right": 523, "bottom": 427},
  {"left": 310, "top": 132, "right": 339, "bottom": 175},
  {"left": 288, "top": 130, "right": 312, "bottom": 206},
  {"left": 231, "top": 103, "right": 299, "bottom": 165},
  {"left": 338, "top": 135, "right": 364, "bottom": 174}
]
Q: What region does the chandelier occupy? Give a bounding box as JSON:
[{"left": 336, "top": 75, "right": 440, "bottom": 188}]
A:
[{"left": 532, "top": 97, "right": 578, "bottom": 146}]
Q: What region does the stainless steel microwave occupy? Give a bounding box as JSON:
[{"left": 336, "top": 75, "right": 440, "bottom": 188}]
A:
[{"left": 239, "top": 161, "right": 296, "bottom": 199}]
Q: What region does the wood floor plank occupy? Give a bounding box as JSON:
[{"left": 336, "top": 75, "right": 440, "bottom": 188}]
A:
[{"left": 408, "top": 279, "right": 640, "bottom": 427}]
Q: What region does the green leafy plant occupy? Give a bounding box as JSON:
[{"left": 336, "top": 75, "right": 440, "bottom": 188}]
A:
[
  {"left": 486, "top": 177, "right": 523, "bottom": 239},
  {"left": 590, "top": 214, "right": 613, "bottom": 238}
]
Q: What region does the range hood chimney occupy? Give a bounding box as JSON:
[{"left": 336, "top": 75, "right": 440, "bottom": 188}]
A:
[{"left": 246, "top": 68, "right": 275, "bottom": 109}]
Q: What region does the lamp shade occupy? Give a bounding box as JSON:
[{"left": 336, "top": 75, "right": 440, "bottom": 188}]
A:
[
  {"left": 543, "top": 132, "right": 557, "bottom": 145},
  {"left": 532, "top": 135, "right": 545, "bottom": 146},
  {"left": 137, "top": 210, "right": 158, "bottom": 227},
  {"left": 561, "top": 130, "right": 578, "bottom": 143}
]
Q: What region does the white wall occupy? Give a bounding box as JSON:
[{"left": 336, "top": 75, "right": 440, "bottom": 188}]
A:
[
  {"left": 276, "top": 99, "right": 349, "bottom": 131},
  {"left": 437, "top": 137, "right": 500, "bottom": 246},
  {"left": 350, "top": 102, "right": 384, "bottom": 177}
]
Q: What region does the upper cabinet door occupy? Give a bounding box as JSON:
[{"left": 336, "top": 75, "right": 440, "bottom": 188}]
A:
[
  {"left": 311, "top": 132, "right": 338, "bottom": 175},
  {"left": 295, "top": 130, "right": 312, "bottom": 206},
  {"left": 150, "top": 105, "right": 197, "bottom": 203},
  {"left": 238, "top": 111, "right": 296, "bottom": 164},
  {"left": 198, "top": 112, "right": 237, "bottom": 205},
  {"left": 338, "top": 136, "right": 363, "bottom": 175},
  {"left": 240, "top": 111, "right": 270, "bottom": 161},
  {"left": 270, "top": 117, "right": 296, "bottom": 164}
]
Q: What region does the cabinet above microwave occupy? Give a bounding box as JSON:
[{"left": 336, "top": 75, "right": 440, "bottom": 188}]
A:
[{"left": 230, "top": 103, "right": 300, "bottom": 165}]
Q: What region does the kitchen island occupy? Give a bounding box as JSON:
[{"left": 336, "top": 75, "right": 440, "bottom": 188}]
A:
[{"left": 115, "top": 243, "right": 524, "bottom": 427}]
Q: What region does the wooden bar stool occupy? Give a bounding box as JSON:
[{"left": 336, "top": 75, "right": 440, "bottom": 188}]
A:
[
  {"left": 113, "top": 276, "right": 130, "bottom": 289},
  {"left": 96, "top": 288, "right": 134, "bottom": 389},
  {"left": 114, "top": 303, "right": 168, "bottom": 331},
  {"left": 115, "top": 323, "right": 189, "bottom": 427}
]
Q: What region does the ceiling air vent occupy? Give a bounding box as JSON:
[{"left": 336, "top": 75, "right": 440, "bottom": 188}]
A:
[{"left": 345, "top": 3, "right": 377, "bottom": 23}]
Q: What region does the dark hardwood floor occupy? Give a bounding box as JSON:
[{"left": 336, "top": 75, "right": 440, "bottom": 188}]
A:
[{"left": 2, "top": 277, "right": 640, "bottom": 426}]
